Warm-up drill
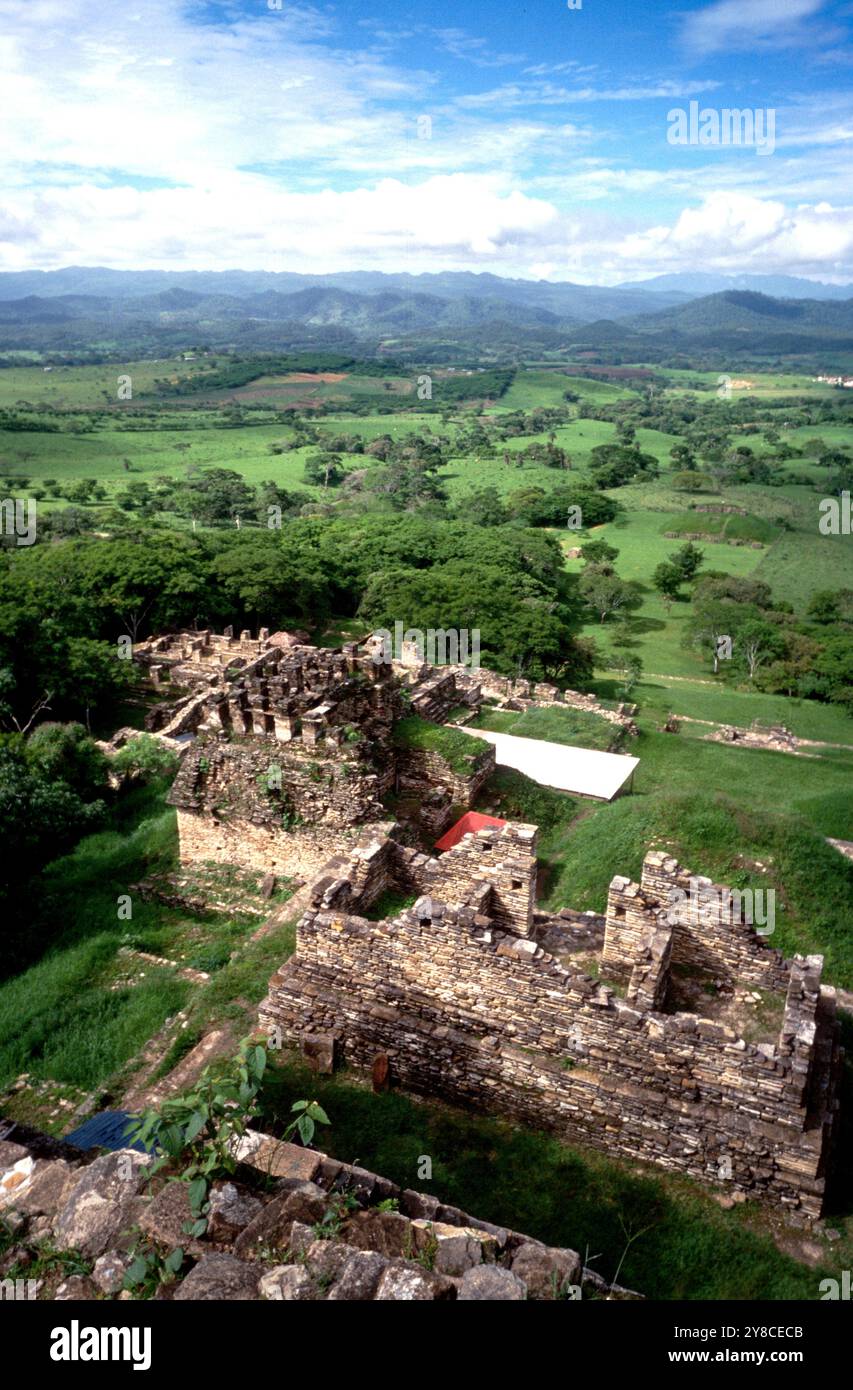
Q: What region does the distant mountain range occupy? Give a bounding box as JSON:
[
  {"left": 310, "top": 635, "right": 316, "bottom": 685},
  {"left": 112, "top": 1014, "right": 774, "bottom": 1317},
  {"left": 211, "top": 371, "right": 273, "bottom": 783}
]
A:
[
  {"left": 616, "top": 272, "right": 853, "bottom": 301},
  {"left": 0, "top": 269, "right": 850, "bottom": 358},
  {"left": 0, "top": 267, "right": 690, "bottom": 323}
]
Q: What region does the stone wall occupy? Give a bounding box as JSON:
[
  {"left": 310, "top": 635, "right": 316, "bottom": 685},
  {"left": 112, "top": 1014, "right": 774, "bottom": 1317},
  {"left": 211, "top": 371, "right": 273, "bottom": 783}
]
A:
[
  {"left": 393, "top": 743, "right": 496, "bottom": 837},
  {"left": 1, "top": 1123, "right": 632, "bottom": 1301},
  {"left": 260, "top": 835, "right": 842, "bottom": 1217},
  {"left": 400, "top": 822, "right": 539, "bottom": 936},
  {"left": 636, "top": 851, "right": 789, "bottom": 992},
  {"left": 174, "top": 807, "right": 373, "bottom": 883}
]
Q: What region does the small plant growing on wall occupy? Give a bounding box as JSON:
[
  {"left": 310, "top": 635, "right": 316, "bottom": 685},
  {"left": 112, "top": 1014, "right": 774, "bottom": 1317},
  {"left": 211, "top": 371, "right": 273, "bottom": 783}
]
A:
[
  {"left": 126, "top": 1042, "right": 330, "bottom": 1240},
  {"left": 123, "top": 1238, "right": 186, "bottom": 1299},
  {"left": 126, "top": 1038, "right": 269, "bottom": 1238}
]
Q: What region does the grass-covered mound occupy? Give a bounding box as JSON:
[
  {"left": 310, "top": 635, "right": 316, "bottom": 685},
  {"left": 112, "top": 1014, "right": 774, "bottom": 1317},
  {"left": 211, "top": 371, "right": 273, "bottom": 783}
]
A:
[
  {"left": 662, "top": 511, "right": 779, "bottom": 544},
  {"left": 472, "top": 703, "right": 624, "bottom": 751},
  {"left": 392, "top": 714, "right": 487, "bottom": 777}
]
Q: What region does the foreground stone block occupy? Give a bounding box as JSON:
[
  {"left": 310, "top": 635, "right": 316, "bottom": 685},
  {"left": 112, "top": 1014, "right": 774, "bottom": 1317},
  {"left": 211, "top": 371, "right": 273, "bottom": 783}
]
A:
[
  {"left": 327, "top": 1250, "right": 388, "bottom": 1300},
  {"left": 411, "top": 1219, "right": 497, "bottom": 1276},
  {"left": 510, "top": 1243, "right": 581, "bottom": 1299},
  {"left": 54, "top": 1275, "right": 98, "bottom": 1301},
  {"left": 374, "top": 1262, "right": 457, "bottom": 1301},
  {"left": 173, "top": 1253, "right": 260, "bottom": 1301},
  {"left": 12, "top": 1159, "right": 79, "bottom": 1217},
  {"left": 54, "top": 1150, "right": 151, "bottom": 1258},
  {"left": 303, "top": 1238, "right": 353, "bottom": 1285},
  {"left": 138, "top": 1181, "right": 205, "bottom": 1256},
  {"left": 233, "top": 1131, "right": 325, "bottom": 1184},
  {"left": 259, "top": 1264, "right": 315, "bottom": 1301},
  {"left": 342, "top": 1208, "right": 411, "bottom": 1258},
  {"left": 206, "top": 1182, "right": 264, "bottom": 1241},
  {"left": 458, "top": 1266, "right": 527, "bottom": 1300},
  {"left": 92, "top": 1251, "right": 132, "bottom": 1296}
]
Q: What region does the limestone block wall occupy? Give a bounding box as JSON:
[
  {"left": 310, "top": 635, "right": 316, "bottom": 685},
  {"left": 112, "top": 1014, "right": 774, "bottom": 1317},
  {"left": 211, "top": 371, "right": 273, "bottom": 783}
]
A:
[
  {"left": 174, "top": 807, "right": 374, "bottom": 882},
  {"left": 260, "top": 902, "right": 841, "bottom": 1215},
  {"left": 394, "top": 744, "right": 495, "bottom": 836},
  {"left": 603, "top": 854, "right": 790, "bottom": 994},
  {"left": 169, "top": 739, "right": 385, "bottom": 828},
  {"left": 641, "top": 851, "right": 790, "bottom": 991},
  {"left": 402, "top": 823, "right": 539, "bottom": 936},
  {"left": 307, "top": 829, "right": 399, "bottom": 914},
  {"left": 602, "top": 877, "right": 655, "bottom": 984},
  {"left": 627, "top": 923, "right": 673, "bottom": 1012}
]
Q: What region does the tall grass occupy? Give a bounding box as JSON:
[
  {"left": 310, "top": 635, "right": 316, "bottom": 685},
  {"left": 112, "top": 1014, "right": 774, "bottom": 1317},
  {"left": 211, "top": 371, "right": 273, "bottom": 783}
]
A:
[{"left": 0, "top": 780, "right": 186, "bottom": 1090}]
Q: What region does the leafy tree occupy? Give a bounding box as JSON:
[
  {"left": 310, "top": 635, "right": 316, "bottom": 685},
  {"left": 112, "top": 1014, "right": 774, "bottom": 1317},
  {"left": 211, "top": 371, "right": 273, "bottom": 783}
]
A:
[
  {"left": 807, "top": 589, "right": 853, "bottom": 626},
  {"left": 303, "top": 453, "right": 343, "bottom": 489},
  {"left": 734, "top": 618, "right": 785, "bottom": 682},
  {"left": 671, "top": 470, "right": 715, "bottom": 493},
  {"left": 172, "top": 468, "right": 255, "bottom": 525},
  {"left": 683, "top": 597, "right": 742, "bottom": 674},
  {"left": 111, "top": 733, "right": 179, "bottom": 782},
  {"left": 670, "top": 442, "right": 696, "bottom": 469},
  {"left": 670, "top": 541, "right": 704, "bottom": 582},
  {"left": 0, "top": 728, "right": 107, "bottom": 951},
  {"left": 652, "top": 560, "right": 683, "bottom": 610},
  {"left": 807, "top": 636, "right": 853, "bottom": 712},
  {"left": 580, "top": 540, "right": 619, "bottom": 567},
  {"left": 26, "top": 721, "right": 108, "bottom": 800},
  {"left": 579, "top": 567, "right": 643, "bottom": 624}
]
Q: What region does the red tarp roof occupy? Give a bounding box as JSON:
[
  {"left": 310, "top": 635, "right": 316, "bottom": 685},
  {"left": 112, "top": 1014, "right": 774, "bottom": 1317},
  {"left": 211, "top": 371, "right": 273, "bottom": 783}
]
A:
[{"left": 434, "top": 811, "right": 507, "bottom": 852}]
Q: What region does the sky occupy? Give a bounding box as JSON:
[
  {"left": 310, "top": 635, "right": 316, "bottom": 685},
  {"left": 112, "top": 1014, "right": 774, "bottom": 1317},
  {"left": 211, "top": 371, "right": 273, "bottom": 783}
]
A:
[{"left": 0, "top": 0, "right": 851, "bottom": 283}]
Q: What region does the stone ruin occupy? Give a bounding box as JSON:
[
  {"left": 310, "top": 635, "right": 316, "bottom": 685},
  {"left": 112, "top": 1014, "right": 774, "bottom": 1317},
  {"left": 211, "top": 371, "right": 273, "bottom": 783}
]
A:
[
  {"left": 130, "top": 629, "right": 843, "bottom": 1216},
  {"left": 142, "top": 630, "right": 494, "bottom": 883},
  {"left": 1, "top": 1122, "right": 634, "bottom": 1301},
  {"left": 260, "top": 832, "right": 843, "bottom": 1218},
  {"left": 135, "top": 626, "right": 633, "bottom": 886}
]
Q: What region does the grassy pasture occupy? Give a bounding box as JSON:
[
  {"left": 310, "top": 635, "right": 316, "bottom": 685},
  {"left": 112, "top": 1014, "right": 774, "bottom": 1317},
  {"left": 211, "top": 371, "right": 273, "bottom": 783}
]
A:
[
  {"left": 630, "top": 677, "right": 853, "bottom": 745},
  {"left": 560, "top": 506, "right": 767, "bottom": 677}
]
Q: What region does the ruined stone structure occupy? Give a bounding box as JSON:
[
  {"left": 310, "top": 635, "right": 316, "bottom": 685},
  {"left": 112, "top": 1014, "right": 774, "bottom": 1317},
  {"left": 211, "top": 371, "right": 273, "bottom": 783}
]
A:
[
  {"left": 1, "top": 1122, "right": 636, "bottom": 1300},
  {"left": 133, "top": 629, "right": 842, "bottom": 1217},
  {"left": 260, "top": 829, "right": 843, "bottom": 1217},
  {"left": 139, "top": 629, "right": 495, "bottom": 881}
]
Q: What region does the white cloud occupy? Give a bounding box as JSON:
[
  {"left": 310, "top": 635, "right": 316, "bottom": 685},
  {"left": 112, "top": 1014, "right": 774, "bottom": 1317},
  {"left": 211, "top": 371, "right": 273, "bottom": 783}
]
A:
[
  {"left": 678, "top": 0, "right": 839, "bottom": 56},
  {"left": 615, "top": 192, "right": 853, "bottom": 276},
  {"left": 0, "top": 173, "right": 559, "bottom": 271},
  {"left": 0, "top": 0, "right": 850, "bottom": 282},
  {"left": 457, "top": 79, "right": 720, "bottom": 110}
]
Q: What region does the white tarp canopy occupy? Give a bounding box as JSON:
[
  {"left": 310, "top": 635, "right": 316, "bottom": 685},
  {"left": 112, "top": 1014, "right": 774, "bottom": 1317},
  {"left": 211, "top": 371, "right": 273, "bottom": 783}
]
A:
[{"left": 461, "top": 728, "right": 639, "bottom": 802}]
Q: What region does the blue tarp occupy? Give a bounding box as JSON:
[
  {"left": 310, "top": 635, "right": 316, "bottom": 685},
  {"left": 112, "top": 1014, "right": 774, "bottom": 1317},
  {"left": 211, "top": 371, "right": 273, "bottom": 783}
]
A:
[{"left": 64, "top": 1109, "right": 149, "bottom": 1153}]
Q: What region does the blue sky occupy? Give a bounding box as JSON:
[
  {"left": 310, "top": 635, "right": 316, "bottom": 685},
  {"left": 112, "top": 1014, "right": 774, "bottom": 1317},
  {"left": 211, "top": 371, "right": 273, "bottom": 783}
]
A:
[{"left": 0, "top": 0, "right": 851, "bottom": 281}]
